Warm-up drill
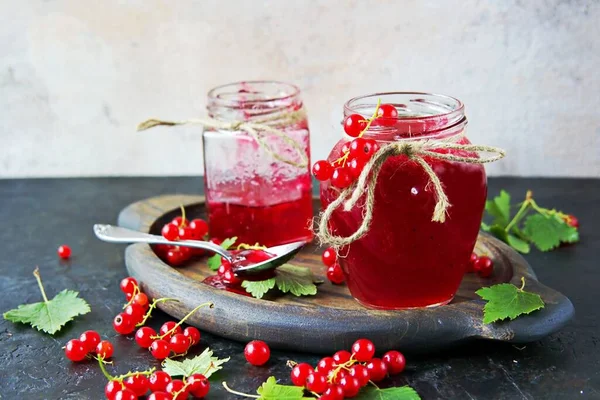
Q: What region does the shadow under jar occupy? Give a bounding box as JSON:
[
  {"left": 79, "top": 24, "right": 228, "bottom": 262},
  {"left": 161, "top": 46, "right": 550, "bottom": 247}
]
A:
[
  {"left": 320, "top": 93, "right": 487, "bottom": 309},
  {"left": 203, "top": 81, "right": 313, "bottom": 247}
]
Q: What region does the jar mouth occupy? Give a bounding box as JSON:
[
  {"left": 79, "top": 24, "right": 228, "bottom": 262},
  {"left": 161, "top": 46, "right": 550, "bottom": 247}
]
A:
[
  {"left": 344, "top": 92, "right": 466, "bottom": 137},
  {"left": 208, "top": 80, "right": 300, "bottom": 108}
]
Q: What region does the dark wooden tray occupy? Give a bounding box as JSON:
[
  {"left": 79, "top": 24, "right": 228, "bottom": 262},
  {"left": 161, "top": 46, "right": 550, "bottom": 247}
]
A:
[{"left": 117, "top": 194, "right": 574, "bottom": 354}]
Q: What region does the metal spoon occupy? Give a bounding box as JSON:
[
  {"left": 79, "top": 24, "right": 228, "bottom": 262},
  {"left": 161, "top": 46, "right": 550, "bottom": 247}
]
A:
[{"left": 93, "top": 224, "right": 306, "bottom": 275}]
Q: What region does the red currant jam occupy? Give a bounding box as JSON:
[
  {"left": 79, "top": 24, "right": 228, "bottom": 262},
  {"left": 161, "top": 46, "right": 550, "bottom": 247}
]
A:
[{"left": 320, "top": 93, "right": 487, "bottom": 309}]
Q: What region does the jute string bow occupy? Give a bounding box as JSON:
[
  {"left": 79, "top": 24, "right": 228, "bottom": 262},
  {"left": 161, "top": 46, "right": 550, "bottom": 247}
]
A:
[
  {"left": 137, "top": 108, "right": 308, "bottom": 168},
  {"left": 317, "top": 136, "right": 506, "bottom": 248}
]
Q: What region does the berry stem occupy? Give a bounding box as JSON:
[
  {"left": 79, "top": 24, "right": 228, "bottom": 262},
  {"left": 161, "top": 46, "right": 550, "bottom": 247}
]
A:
[
  {"left": 357, "top": 98, "right": 382, "bottom": 139},
  {"left": 158, "top": 302, "right": 214, "bottom": 339},
  {"left": 97, "top": 356, "right": 116, "bottom": 381},
  {"left": 136, "top": 297, "right": 180, "bottom": 327},
  {"left": 504, "top": 198, "right": 532, "bottom": 233},
  {"left": 123, "top": 284, "right": 141, "bottom": 309},
  {"left": 236, "top": 242, "right": 267, "bottom": 251},
  {"left": 519, "top": 277, "right": 527, "bottom": 291},
  {"left": 179, "top": 205, "right": 187, "bottom": 228},
  {"left": 32, "top": 267, "right": 49, "bottom": 303},
  {"left": 222, "top": 382, "right": 260, "bottom": 398}
]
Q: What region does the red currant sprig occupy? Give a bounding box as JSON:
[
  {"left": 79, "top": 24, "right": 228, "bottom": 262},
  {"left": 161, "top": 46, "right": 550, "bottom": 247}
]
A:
[
  {"left": 157, "top": 205, "right": 210, "bottom": 265},
  {"left": 63, "top": 330, "right": 114, "bottom": 362},
  {"left": 97, "top": 355, "right": 156, "bottom": 399}
]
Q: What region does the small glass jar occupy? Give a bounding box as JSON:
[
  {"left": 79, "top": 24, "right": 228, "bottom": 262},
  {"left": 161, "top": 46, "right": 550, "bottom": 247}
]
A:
[
  {"left": 203, "top": 81, "right": 313, "bottom": 247},
  {"left": 320, "top": 92, "right": 487, "bottom": 309}
]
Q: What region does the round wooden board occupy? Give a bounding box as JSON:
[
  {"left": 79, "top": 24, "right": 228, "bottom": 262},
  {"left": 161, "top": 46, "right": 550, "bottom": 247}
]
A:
[{"left": 118, "top": 194, "right": 574, "bottom": 354}]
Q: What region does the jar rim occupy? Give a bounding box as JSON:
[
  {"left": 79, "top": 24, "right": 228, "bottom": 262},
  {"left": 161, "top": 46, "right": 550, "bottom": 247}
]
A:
[{"left": 207, "top": 80, "right": 300, "bottom": 108}]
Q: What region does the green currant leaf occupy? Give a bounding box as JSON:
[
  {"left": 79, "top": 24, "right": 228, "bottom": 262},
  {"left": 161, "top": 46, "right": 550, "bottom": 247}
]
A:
[
  {"left": 480, "top": 221, "right": 491, "bottom": 232},
  {"left": 3, "top": 289, "right": 90, "bottom": 335},
  {"left": 162, "top": 348, "right": 229, "bottom": 379},
  {"left": 476, "top": 279, "right": 544, "bottom": 324},
  {"left": 506, "top": 234, "right": 531, "bottom": 254},
  {"left": 560, "top": 225, "right": 579, "bottom": 243},
  {"left": 523, "top": 214, "right": 572, "bottom": 251},
  {"left": 256, "top": 376, "right": 308, "bottom": 399},
  {"left": 242, "top": 278, "right": 276, "bottom": 299},
  {"left": 485, "top": 190, "right": 511, "bottom": 227},
  {"left": 275, "top": 264, "right": 317, "bottom": 297},
  {"left": 207, "top": 236, "right": 237, "bottom": 270},
  {"left": 354, "top": 386, "right": 421, "bottom": 400}
]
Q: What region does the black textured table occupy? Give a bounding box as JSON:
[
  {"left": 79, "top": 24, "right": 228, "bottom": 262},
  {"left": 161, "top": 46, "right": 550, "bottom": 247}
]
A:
[{"left": 0, "top": 177, "right": 598, "bottom": 400}]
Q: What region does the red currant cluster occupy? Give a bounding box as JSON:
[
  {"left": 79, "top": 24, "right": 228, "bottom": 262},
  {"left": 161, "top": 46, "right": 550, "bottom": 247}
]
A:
[
  {"left": 312, "top": 104, "right": 399, "bottom": 189},
  {"left": 156, "top": 213, "right": 210, "bottom": 266},
  {"left": 322, "top": 247, "right": 344, "bottom": 285},
  {"left": 467, "top": 253, "right": 494, "bottom": 278},
  {"left": 113, "top": 277, "right": 152, "bottom": 335},
  {"left": 105, "top": 371, "right": 210, "bottom": 400},
  {"left": 64, "top": 330, "right": 114, "bottom": 362},
  {"left": 289, "top": 338, "right": 405, "bottom": 399},
  {"left": 211, "top": 248, "right": 275, "bottom": 291}
]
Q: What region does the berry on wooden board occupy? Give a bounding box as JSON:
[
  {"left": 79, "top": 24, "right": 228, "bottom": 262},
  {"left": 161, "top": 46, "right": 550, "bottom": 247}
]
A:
[
  {"left": 57, "top": 245, "right": 72, "bottom": 259},
  {"left": 244, "top": 340, "right": 270, "bottom": 366}
]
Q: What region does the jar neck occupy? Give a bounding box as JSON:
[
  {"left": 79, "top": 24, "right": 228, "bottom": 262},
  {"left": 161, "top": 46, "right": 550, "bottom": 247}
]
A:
[
  {"left": 207, "top": 80, "right": 303, "bottom": 125},
  {"left": 344, "top": 92, "right": 467, "bottom": 142}
]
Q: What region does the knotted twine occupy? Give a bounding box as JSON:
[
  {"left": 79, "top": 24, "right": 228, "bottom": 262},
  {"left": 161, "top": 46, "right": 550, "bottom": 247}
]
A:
[
  {"left": 137, "top": 108, "right": 308, "bottom": 168},
  {"left": 317, "top": 135, "right": 506, "bottom": 248}
]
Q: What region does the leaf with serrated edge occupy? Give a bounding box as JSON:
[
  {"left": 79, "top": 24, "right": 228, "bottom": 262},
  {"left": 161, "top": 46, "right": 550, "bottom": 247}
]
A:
[
  {"left": 274, "top": 264, "right": 317, "bottom": 297},
  {"left": 507, "top": 234, "right": 531, "bottom": 254},
  {"left": 162, "top": 348, "right": 229, "bottom": 379},
  {"left": 207, "top": 237, "right": 237, "bottom": 270},
  {"left": 485, "top": 190, "right": 511, "bottom": 227},
  {"left": 256, "top": 376, "right": 307, "bottom": 399},
  {"left": 524, "top": 214, "right": 570, "bottom": 252},
  {"left": 476, "top": 282, "right": 544, "bottom": 324},
  {"left": 354, "top": 386, "right": 422, "bottom": 400},
  {"left": 3, "top": 289, "right": 90, "bottom": 335},
  {"left": 242, "top": 278, "right": 276, "bottom": 299}
]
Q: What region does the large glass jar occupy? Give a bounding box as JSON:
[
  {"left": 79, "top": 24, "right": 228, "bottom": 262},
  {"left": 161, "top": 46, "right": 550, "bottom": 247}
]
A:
[
  {"left": 320, "top": 93, "right": 487, "bottom": 309},
  {"left": 203, "top": 81, "right": 313, "bottom": 247}
]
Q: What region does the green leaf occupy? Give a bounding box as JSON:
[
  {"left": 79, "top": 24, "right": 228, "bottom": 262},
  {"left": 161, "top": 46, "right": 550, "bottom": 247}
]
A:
[
  {"left": 476, "top": 280, "right": 544, "bottom": 324},
  {"left": 3, "top": 289, "right": 90, "bottom": 335},
  {"left": 480, "top": 221, "right": 491, "bottom": 232},
  {"left": 485, "top": 190, "right": 511, "bottom": 227},
  {"left": 256, "top": 376, "right": 307, "bottom": 399},
  {"left": 561, "top": 225, "right": 579, "bottom": 243},
  {"left": 162, "top": 348, "right": 229, "bottom": 379},
  {"left": 354, "top": 386, "right": 421, "bottom": 400},
  {"left": 242, "top": 278, "right": 276, "bottom": 299},
  {"left": 523, "top": 214, "right": 573, "bottom": 251},
  {"left": 507, "top": 234, "right": 531, "bottom": 254},
  {"left": 275, "top": 264, "right": 317, "bottom": 297},
  {"left": 207, "top": 237, "right": 237, "bottom": 270}
]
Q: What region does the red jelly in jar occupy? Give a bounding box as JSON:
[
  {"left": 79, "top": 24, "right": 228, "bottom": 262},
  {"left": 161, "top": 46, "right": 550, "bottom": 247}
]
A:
[
  {"left": 203, "top": 81, "right": 313, "bottom": 247},
  {"left": 320, "top": 93, "right": 487, "bottom": 309}
]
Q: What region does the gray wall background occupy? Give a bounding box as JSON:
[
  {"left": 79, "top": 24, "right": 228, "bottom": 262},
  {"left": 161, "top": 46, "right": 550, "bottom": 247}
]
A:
[{"left": 1, "top": 0, "right": 599, "bottom": 178}]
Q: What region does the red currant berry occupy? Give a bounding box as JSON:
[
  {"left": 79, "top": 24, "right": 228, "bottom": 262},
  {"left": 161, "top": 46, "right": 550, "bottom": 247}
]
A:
[
  {"left": 331, "top": 167, "right": 353, "bottom": 189},
  {"left": 135, "top": 326, "right": 157, "bottom": 348},
  {"left": 170, "top": 333, "right": 191, "bottom": 354},
  {"left": 165, "top": 247, "right": 190, "bottom": 266},
  {"left": 290, "top": 362, "right": 314, "bottom": 387},
  {"left": 148, "top": 371, "right": 172, "bottom": 392},
  {"left": 323, "top": 384, "right": 345, "bottom": 400},
  {"left": 340, "top": 375, "right": 361, "bottom": 398},
  {"left": 317, "top": 357, "right": 336, "bottom": 374},
  {"left": 148, "top": 392, "right": 171, "bottom": 400},
  {"left": 64, "top": 339, "right": 87, "bottom": 362},
  {"left": 209, "top": 237, "right": 222, "bottom": 246},
  {"left": 79, "top": 330, "right": 101, "bottom": 353},
  {"left": 125, "top": 303, "right": 145, "bottom": 324},
  {"left": 344, "top": 114, "right": 367, "bottom": 138},
  {"left": 566, "top": 215, "right": 579, "bottom": 228},
  {"left": 189, "top": 219, "right": 209, "bottom": 239},
  {"left": 467, "top": 252, "right": 478, "bottom": 273},
  {"left": 306, "top": 371, "right": 328, "bottom": 393},
  {"left": 312, "top": 160, "right": 334, "bottom": 181},
  {"left": 113, "top": 388, "right": 137, "bottom": 400},
  {"left": 347, "top": 157, "right": 367, "bottom": 179},
  {"left": 351, "top": 338, "right": 375, "bottom": 362},
  {"left": 382, "top": 350, "right": 406, "bottom": 375},
  {"left": 183, "top": 326, "right": 201, "bottom": 346},
  {"left": 341, "top": 141, "right": 351, "bottom": 154},
  {"left": 327, "top": 264, "right": 345, "bottom": 285},
  {"left": 124, "top": 373, "right": 149, "bottom": 397},
  {"left": 475, "top": 256, "right": 494, "bottom": 278},
  {"left": 187, "top": 373, "right": 210, "bottom": 398},
  {"left": 159, "top": 321, "right": 181, "bottom": 339},
  {"left": 178, "top": 226, "right": 194, "bottom": 240},
  {"left": 349, "top": 137, "right": 380, "bottom": 160},
  {"left": 166, "top": 379, "right": 188, "bottom": 400},
  {"left": 366, "top": 358, "right": 388, "bottom": 382},
  {"left": 332, "top": 350, "right": 352, "bottom": 365},
  {"left": 113, "top": 312, "right": 136, "bottom": 335},
  {"left": 349, "top": 364, "right": 370, "bottom": 387},
  {"left": 125, "top": 292, "right": 134, "bottom": 302},
  {"left": 376, "top": 103, "right": 399, "bottom": 126},
  {"left": 120, "top": 277, "right": 138, "bottom": 295},
  {"left": 329, "top": 368, "right": 348, "bottom": 385},
  {"left": 105, "top": 380, "right": 121, "bottom": 400},
  {"left": 171, "top": 216, "right": 187, "bottom": 227},
  {"left": 133, "top": 292, "right": 149, "bottom": 309},
  {"left": 162, "top": 223, "right": 179, "bottom": 241},
  {"left": 222, "top": 269, "right": 242, "bottom": 286},
  {"left": 150, "top": 339, "right": 171, "bottom": 360},
  {"left": 95, "top": 340, "right": 114, "bottom": 359},
  {"left": 245, "top": 250, "right": 274, "bottom": 263},
  {"left": 244, "top": 340, "right": 270, "bottom": 366},
  {"left": 321, "top": 247, "right": 337, "bottom": 267},
  {"left": 57, "top": 245, "right": 71, "bottom": 259}
]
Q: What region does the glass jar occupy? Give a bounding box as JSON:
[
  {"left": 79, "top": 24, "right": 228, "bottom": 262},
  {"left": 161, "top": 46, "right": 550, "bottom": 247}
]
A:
[
  {"left": 203, "top": 81, "right": 313, "bottom": 247},
  {"left": 320, "top": 92, "right": 487, "bottom": 309}
]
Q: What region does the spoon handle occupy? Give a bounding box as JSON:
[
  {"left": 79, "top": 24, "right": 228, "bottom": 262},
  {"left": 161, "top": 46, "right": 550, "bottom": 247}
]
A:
[{"left": 93, "top": 224, "right": 233, "bottom": 261}]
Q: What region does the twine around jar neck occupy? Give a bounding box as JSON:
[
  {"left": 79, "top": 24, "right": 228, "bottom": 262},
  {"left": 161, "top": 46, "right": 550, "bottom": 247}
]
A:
[
  {"left": 137, "top": 108, "right": 309, "bottom": 168},
  {"left": 316, "top": 135, "right": 506, "bottom": 248}
]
